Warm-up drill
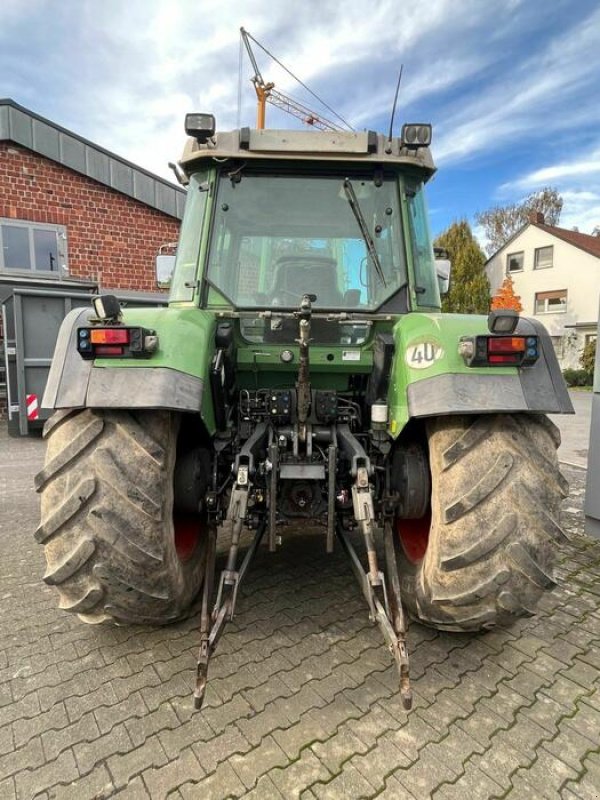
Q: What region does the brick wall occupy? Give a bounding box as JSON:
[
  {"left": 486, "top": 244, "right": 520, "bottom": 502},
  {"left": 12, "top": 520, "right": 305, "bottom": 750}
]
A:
[
  {"left": 0, "top": 142, "right": 182, "bottom": 421},
  {"left": 0, "top": 142, "right": 180, "bottom": 290}
]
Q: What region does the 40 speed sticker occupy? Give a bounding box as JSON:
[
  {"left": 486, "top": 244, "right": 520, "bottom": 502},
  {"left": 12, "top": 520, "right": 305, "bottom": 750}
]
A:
[{"left": 405, "top": 340, "right": 444, "bottom": 369}]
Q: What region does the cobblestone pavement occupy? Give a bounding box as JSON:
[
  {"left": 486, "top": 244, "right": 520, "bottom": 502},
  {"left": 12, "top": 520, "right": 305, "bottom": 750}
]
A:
[{"left": 0, "top": 427, "right": 599, "bottom": 800}]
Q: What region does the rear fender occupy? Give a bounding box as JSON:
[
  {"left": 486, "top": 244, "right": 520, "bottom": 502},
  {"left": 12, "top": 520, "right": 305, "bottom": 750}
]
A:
[
  {"left": 42, "top": 306, "right": 217, "bottom": 432},
  {"left": 388, "top": 313, "right": 573, "bottom": 438}
]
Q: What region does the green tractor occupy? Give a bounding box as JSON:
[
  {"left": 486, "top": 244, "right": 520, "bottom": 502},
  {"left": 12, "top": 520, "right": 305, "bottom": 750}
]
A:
[{"left": 35, "top": 116, "right": 573, "bottom": 710}]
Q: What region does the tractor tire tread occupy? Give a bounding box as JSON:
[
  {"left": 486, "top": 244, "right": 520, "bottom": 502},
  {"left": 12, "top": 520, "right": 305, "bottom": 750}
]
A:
[{"left": 398, "top": 413, "right": 566, "bottom": 632}]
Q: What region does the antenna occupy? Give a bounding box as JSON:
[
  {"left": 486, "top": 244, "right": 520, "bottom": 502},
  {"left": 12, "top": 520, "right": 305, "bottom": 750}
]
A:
[{"left": 386, "top": 65, "right": 404, "bottom": 152}]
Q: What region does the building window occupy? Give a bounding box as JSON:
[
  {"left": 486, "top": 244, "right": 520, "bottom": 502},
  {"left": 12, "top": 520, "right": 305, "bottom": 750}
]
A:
[
  {"left": 506, "top": 251, "right": 524, "bottom": 272},
  {"left": 535, "top": 289, "right": 567, "bottom": 314},
  {"left": 550, "top": 336, "right": 564, "bottom": 358},
  {"left": 534, "top": 245, "right": 553, "bottom": 269},
  {"left": 0, "top": 219, "right": 67, "bottom": 273}
]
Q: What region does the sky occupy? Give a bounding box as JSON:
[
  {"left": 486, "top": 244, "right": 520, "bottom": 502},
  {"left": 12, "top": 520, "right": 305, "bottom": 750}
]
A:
[{"left": 1, "top": 0, "right": 600, "bottom": 245}]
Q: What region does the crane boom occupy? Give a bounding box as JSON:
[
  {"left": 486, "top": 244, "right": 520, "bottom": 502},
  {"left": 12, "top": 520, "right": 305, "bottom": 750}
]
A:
[{"left": 240, "top": 27, "right": 342, "bottom": 131}]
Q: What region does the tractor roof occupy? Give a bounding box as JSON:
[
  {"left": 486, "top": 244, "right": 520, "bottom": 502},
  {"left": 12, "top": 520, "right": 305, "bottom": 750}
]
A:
[{"left": 180, "top": 128, "right": 436, "bottom": 179}]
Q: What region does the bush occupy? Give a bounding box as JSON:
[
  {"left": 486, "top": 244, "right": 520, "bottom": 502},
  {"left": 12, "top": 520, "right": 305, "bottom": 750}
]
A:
[
  {"left": 580, "top": 338, "right": 596, "bottom": 375},
  {"left": 562, "top": 368, "right": 592, "bottom": 387}
]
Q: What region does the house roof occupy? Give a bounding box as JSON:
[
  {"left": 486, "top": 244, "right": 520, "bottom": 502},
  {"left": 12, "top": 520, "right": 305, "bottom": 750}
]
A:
[
  {"left": 486, "top": 219, "right": 600, "bottom": 264},
  {"left": 535, "top": 223, "right": 600, "bottom": 258},
  {"left": 0, "top": 98, "right": 186, "bottom": 220}
]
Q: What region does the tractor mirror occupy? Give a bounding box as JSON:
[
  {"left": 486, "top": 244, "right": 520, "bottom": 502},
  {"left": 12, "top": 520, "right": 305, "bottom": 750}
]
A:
[
  {"left": 156, "top": 255, "right": 175, "bottom": 288},
  {"left": 435, "top": 256, "right": 451, "bottom": 295},
  {"left": 156, "top": 241, "right": 177, "bottom": 288}
]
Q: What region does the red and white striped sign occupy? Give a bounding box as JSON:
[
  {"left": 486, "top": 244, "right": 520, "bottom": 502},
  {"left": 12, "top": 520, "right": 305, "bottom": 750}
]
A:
[{"left": 26, "top": 394, "right": 39, "bottom": 421}]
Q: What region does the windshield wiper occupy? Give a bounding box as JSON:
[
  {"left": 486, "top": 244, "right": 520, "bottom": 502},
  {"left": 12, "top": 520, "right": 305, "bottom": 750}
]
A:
[{"left": 343, "top": 178, "right": 387, "bottom": 287}]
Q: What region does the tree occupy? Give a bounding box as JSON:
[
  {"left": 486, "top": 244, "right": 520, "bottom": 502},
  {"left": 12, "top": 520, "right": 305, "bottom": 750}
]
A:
[
  {"left": 475, "top": 187, "right": 563, "bottom": 256},
  {"left": 434, "top": 221, "right": 490, "bottom": 314},
  {"left": 490, "top": 275, "right": 523, "bottom": 312},
  {"left": 580, "top": 337, "right": 596, "bottom": 377},
  {"left": 592, "top": 225, "right": 600, "bottom": 237}
]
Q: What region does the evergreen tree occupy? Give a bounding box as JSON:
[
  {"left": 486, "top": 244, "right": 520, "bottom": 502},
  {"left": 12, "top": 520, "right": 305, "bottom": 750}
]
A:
[
  {"left": 434, "top": 221, "right": 490, "bottom": 314},
  {"left": 580, "top": 338, "right": 596, "bottom": 377},
  {"left": 491, "top": 275, "right": 523, "bottom": 312}
]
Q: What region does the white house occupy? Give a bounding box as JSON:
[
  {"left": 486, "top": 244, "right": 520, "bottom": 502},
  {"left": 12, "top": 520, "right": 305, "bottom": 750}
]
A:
[{"left": 485, "top": 212, "right": 600, "bottom": 369}]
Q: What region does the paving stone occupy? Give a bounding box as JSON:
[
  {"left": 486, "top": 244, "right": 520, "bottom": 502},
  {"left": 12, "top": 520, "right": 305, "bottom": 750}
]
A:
[
  {"left": 112, "top": 775, "right": 151, "bottom": 798},
  {"left": 561, "top": 751, "right": 600, "bottom": 800},
  {"left": 558, "top": 658, "right": 599, "bottom": 690},
  {"left": 46, "top": 763, "right": 114, "bottom": 800},
  {"left": 74, "top": 723, "right": 133, "bottom": 775},
  {"left": 0, "top": 735, "right": 45, "bottom": 780},
  {"left": 392, "top": 741, "right": 462, "bottom": 800},
  {"left": 15, "top": 748, "right": 79, "bottom": 799},
  {"left": 455, "top": 704, "right": 509, "bottom": 749},
  {"left": 42, "top": 711, "right": 100, "bottom": 762},
  {"left": 64, "top": 683, "right": 119, "bottom": 724},
  {"left": 431, "top": 762, "right": 505, "bottom": 800},
  {"left": 471, "top": 741, "right": 531, "bottom": 790},
  {"left": 416, "top": 692, "right": 468, "bottom": 734},
  {"left": 489, "top": 713, "right": 549, "bottom": 760},
  {"left": 230, "top": 735, "right": 288, "bottom": 790},
  {"left": 478, "top": 682, "right": 531, "bottom": 724},
  {"left": 312, "top": 763, "right": 375, "bottom": 800},
  {"left": 350, "top": 737, "right": 411, "bottom": 793},
  {"left": 179, "top": 761, "right": 246, "bottom": 800},
  {"left": 563, "top": 698, "right": 600, "bottom": 742},
  {"left": 273, "top": 695, "right": 361, "bottom": 758},
  {"left": 270, "top": 749, "right": 332, "bottom": 798},
  {"left": 142, "top": 746, "right": 204, "bottom": 799},
  {"left": 0, "top": 777, "right": 15, "bottom": 800},
  {"left": 124, "top": 702, "right": 183, "bottom": 750},
  {"left": 139, "top": 671, "right": 191, "bottom": 713},
  {"left": 10, "top": 663, "right": 61, "bottom": 701},
  {"left": 11, "top": 701, "right": 68, "bottom": 749},
  {"left": 310, "top": 726, "right": 369, "bottom": 774},
  {"left": 343, "top": 669, "right": 394, "bottom": 712},
  {"left": 236, "top": 700, "right": 292, "bottom": 747},
  {"left": 390, "top": 713, "right": 443, "bottom": 761},
  {"left": 202, "top": 692, "right": 253, "bottom": 736},
  {"left": 242, "top": 675, "right": 294, "bottom": 713},
  {"left": 242, "top": 773, "right": 285, "bottom": 799},
  {"left": 157, "top": 713, "right": 213, "bottom": 760},
  {"left": 512, "top": 747, "right": 578, "bottom": 797},
  {"left": 107, "top": 734, "right": 168, "bottom": 790},
  {"left": 543, "top": 725, "right": 596, "bottom": 774},
  {"left": 507, "top": 774, "right": 553, "bottom": 799},
  {"left": 93, "top": 691, "right": 147, "bottom": 736},
  {"left": 192, "top": 725, "right": 252, "bottom": 773}
]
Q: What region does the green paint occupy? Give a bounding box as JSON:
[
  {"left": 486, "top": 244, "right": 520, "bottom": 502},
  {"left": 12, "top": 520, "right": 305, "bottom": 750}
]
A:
[{"left": 388, "top": 312, "right": 517, "bottom": 435}]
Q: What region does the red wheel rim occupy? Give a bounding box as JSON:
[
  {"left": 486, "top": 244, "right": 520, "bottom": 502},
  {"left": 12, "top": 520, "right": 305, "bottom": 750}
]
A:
[
  {"left": 396, "top": 511, "right": 431, "bottom": 564},
  {"left": 174, "top": 514, "right": 202, "bottom": 562}
]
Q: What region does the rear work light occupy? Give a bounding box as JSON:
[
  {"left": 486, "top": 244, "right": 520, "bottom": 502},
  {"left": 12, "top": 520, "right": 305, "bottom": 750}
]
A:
[
  {"left": 459, "top": 335, "right": 539, "bottom": 368},
  {"left": 77, "top": 326, "right": 158, "bottom": 360}
]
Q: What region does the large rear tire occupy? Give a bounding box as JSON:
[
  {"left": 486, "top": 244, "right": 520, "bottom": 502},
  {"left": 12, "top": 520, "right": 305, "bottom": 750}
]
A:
[
  {"left": 35, "top": 409, "right": 208, "bottom": 625},
  {"left": 396, "top": 414, "right": 569, "bottom": 632}
]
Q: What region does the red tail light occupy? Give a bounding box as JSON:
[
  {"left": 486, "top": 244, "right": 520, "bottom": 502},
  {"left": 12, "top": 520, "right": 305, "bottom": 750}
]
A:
[
  {"left": 90, "top": 328, "right": 130, "bottom": 345},
  {"left": 487, "top": 336, "right": 526, "bottom": 354},
  {"left": 94, "top": 345, "right": 125, "bottom": 356}
]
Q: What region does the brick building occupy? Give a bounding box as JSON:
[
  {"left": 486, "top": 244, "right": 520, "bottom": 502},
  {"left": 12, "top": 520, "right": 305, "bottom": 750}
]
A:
[{"left": 0, "top": 98, "right": 186, "bottom": 417}]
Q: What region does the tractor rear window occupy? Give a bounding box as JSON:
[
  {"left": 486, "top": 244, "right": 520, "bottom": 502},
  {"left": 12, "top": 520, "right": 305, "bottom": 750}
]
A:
[
  {"left": 205, "top": 171, "right": 408, "bottom": 311},
  {"left": 406, "top": 181, "right": 441, "bottom": 309}
]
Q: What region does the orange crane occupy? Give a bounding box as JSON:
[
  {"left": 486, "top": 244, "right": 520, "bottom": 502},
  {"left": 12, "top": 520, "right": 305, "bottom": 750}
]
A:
[{"left": 240, "top": 27, "right": 350, "bottom": 132}]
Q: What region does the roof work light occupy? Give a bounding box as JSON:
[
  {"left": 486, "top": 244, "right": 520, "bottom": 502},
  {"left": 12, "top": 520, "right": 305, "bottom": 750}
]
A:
[
  {"left": 401, "top": 123, "right": 432, "bottom": 148},
  {"left": 185, "top": 113, "right": 216, "bottom": 143}
]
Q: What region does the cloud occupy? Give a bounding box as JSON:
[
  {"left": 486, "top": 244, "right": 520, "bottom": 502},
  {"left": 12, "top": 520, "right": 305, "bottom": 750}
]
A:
[{"left": 433, "top": 5, "right": 600, "bottom": 164}]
